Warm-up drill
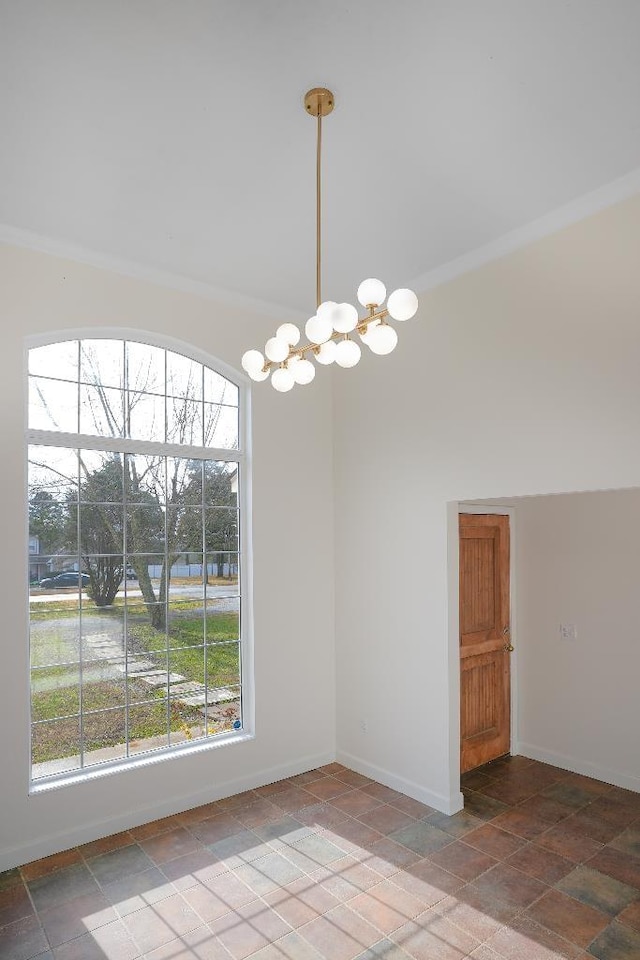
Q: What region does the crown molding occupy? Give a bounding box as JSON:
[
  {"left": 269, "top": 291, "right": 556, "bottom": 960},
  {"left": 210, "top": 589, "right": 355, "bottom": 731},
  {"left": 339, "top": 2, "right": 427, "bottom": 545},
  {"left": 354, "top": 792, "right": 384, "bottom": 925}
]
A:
[
  {"left": 410, "top": 165, "right": 640, "bottom": 295},
  {"left": 0, "top": 224, "right": 304, "bottom": 323}
]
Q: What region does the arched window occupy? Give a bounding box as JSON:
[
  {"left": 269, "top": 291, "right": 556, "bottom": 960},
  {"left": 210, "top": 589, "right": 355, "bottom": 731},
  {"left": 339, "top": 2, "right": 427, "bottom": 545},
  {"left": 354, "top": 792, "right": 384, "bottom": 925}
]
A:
[{"left": 27, "top": 336, "right": 247, "bottom": 783}]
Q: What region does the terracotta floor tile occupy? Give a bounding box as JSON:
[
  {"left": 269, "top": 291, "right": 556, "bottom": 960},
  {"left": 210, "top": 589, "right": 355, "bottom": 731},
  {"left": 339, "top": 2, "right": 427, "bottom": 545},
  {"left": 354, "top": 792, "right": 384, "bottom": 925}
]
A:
[
  {"left": 609, "top": 826, "right": 640, "bottom": 859},
  {"left": 361, "top": 784, "right": 405, "bottom": 804},
  {"left": 387, "top": 821, "right": 452, "bottom": 858},
  {"left": 159, "top": 847, "right": 228, "bottom": 891},
  {"left": 536, "top": 825, "right": 603, "bottom": 864},
  {"left": 143, "top": 924, "right": 232, "bottom": 959},
  {"left": 617, "top": 898, "right": 640, "bottom": 933},
  {"left": 28, "top": 861, "right": 101, "bottom": 912},
  {"left": 461, "top": 771, "right": 494, "bottom": 791},
  {"left": 52, "top": 918, "right": 140, "bottom": 960},
  {"left": 298, "top": 903, "right": 381, "bottom": 960},
  {"left": 393, "top": 910, "right": 480, "bottom": 960},
  {"left": 13, "top": 763, "right": 636, "bottom": 960},
  {"left": 394, "top": 859, "right": 463, "bottom": 905},
  {"left": 516, "top": 794, "right": 577, "bottom": 824},
  {"left": 140, "top": 826, "right": 202, "bottom": 865},
  {"left": 248, "top": 930, "right": 327, "bottom": 959},
  {"left": 426, "top": 811, "right": 484, "bottom": 839},
  {"left": 38, "top": 889, "right": 116, "bottom": 946},
  {"left": 556, "top": 865, "right": 639, "bottom": 916},
  {"left": 296, "top": 802, "right": 351, "bottom": 829},
  {"left": 0, "top": 881, "right": 34, "bottom": 928},
  {"left": 506, "top": 842, "right": 574, "bottom": 885},
  {"left": 189, "top": 814, "right": 246, "bottom": 846},
  {"left": 587, "top": 798, "right": 640, "bottom": 830},
  {"left": 487, "top": 914, "right": 585, "bottom": 959},
  {"left": 586, "top": 847, "right": 640, "bottom": 890},
  {"left": 0, "top": 869, "right": 22, "bottom": 893},
  {"left": 389, "top": 797, "right": 436, "bottom": 820},
  {"left": 540, "top": 783, "right": 599, "bottom": 809},
  {"left": 122, "top": 891, "right": 202, "bottom": 952},
  {"left": 314, "top": 857, "right": 383, "bottom": 901},
  {"left": 478, "top": 778, "right": 540, "bottom": 806},
  {"left": 302, "top": 778, "right": 351, "bottom": 802},
  {"left": 463, "top": 792, "right": 510, "bottom": 823},
  {"left": 275, "top": 788, "right": 325, "bottom": 814},
  {"left": 265, "top": 876, "right": 339, "bottom": 928},
  {"left": 463, "top": 824, "right": 526, "bottom": 860},
  {"left": 432, "top": 885, "right": 519, "bottom": 942},
  {"left": 353, "top": 938, "right": 413, "bottom": 960},
  {"left": 234, "top": 799, "right": 285, "bottom": 830},
  {"left": 358, "top": 806, "right": 417, "bottom": 838},
  {"left": 331, "top": 769, "right": 374, "bottom": 789},
  {"left": 470, "top": 860, "right": 548, "bottom": 911},
  {"left": 587, "top": 920, "right": 640, "bottom": 960},
  {"left": 561, "top": 811, "right": 624, "bottom": 845},
  {"left": 363, "top": 838, "right": 422, "bottom": 878},
  {"left": 77, "top": 831, "right": 134, "bottom": 860},
  {"left": 0, "top": 914, "right": 49, "bottom": 960},
  {"left": 20, "top": 848, "right": 82, "bottom": 881},
  {"left": 526, "top": 888, "right": 609, "bottom": 948},
  {"left": 208, "top": 828, "right": 272, "bottom": 869},
  {"left": 101, "top": 865, "right": 177, "bottom": 916},
  {"left": 234, "top": 851, "right": 304, "bottom": 896},
  {"left": 331, "top": 790, "right": 384, "bottom": 818},
  {"left": 430, "top": 841, "right": 497, "bottom": 882},
  {"left": 350, "top": 880, "right": 427, "bottom": 934},
  {"left": 492, "top": 808, "right": 549, "bottom": 841}
]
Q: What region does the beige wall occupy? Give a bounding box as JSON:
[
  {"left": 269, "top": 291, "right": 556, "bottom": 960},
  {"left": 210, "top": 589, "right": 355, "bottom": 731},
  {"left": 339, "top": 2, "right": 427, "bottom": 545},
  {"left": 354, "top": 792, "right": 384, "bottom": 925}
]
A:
[
  {"left": 334, "top": 194, "right": 640, "bottom": 810},
  {"left": 0, "top": 244, "right": 336, "bottom": 870},
  {"left": 514, "top": 488, "right": 640, "bottom": 789}
]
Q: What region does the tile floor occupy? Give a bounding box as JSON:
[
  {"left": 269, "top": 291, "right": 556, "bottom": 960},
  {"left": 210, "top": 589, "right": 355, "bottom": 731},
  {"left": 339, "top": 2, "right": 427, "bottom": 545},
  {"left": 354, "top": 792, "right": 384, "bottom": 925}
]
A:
[{"left": 1, "top": 758, "right": 639, "bottom": 959}]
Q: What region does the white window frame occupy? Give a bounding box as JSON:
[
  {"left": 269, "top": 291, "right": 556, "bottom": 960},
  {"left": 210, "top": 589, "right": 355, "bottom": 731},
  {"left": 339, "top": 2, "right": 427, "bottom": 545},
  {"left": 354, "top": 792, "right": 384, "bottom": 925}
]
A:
[{"left": 26, "top": 328, "right": 254, "bottom": 793}]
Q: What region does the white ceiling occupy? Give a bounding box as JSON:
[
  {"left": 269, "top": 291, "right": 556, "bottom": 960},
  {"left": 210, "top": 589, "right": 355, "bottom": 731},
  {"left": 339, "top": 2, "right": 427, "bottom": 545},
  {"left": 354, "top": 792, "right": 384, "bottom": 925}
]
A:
[{"left": 2, "top": 1, "right": 640, "bottom": 315}]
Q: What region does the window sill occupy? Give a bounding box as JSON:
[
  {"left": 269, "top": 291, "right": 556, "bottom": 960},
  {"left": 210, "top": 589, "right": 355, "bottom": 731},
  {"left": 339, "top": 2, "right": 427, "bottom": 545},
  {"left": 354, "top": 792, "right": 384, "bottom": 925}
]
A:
[{"left": 29, "top": 730, "right": 254, "bottom": 795}]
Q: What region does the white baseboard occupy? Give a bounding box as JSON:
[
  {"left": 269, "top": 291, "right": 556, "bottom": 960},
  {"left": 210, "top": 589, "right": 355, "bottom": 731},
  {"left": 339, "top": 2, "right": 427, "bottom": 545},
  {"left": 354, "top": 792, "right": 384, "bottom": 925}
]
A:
[
  {"left": 516, "top": 741, "right": 640, "bottom": 794},
  {"left": 336, "top": 749, "right": 463, "bottom": 815},
  {"left": 0, "top": 750, "right": 333, "bottom": 872}
]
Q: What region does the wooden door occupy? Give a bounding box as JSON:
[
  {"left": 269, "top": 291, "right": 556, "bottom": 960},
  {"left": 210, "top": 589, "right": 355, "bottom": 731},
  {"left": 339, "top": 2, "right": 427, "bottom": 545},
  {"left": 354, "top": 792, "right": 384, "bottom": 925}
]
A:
[{"left": 459, "top": 513, "right": 512, "bottom": 773}]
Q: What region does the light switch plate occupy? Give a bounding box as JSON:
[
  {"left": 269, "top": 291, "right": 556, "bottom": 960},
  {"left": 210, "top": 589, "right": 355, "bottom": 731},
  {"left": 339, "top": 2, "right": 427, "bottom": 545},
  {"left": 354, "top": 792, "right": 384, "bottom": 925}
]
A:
[{"left": 559, "top": 623, "right": 577, "bottom": 640}]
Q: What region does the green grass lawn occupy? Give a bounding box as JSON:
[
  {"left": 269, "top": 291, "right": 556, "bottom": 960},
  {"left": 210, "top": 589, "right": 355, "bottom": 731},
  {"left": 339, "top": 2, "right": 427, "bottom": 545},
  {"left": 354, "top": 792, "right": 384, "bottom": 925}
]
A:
[{"left": 31, "top": 601, "right": 241, "bottom": 765}]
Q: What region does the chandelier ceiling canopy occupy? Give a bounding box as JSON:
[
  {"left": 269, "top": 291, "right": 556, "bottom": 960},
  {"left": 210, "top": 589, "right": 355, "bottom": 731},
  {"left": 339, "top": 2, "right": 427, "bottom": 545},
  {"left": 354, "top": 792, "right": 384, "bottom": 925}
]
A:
[{"left": 241, "top": 88, "right": 419, "bottom": 392}]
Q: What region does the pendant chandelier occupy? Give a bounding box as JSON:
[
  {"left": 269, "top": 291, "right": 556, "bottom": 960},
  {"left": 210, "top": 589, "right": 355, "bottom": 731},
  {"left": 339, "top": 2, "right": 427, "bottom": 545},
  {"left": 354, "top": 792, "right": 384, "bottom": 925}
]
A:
[{"left": 241, "top": 88, "right": 419, "bottom": 392}]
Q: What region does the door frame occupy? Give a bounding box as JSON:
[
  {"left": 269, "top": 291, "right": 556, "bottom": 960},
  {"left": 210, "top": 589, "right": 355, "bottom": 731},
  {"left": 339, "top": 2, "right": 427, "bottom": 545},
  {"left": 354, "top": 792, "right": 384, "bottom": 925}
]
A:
[{"left": 447, "top": 503, "right": 518, "bottom": 796}]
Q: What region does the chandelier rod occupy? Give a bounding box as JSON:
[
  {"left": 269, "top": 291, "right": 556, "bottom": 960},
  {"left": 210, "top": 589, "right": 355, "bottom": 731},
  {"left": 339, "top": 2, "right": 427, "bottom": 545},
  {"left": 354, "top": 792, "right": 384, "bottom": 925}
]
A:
[{"left": 316, "top": 106, "right": 322, "bottom": 309}]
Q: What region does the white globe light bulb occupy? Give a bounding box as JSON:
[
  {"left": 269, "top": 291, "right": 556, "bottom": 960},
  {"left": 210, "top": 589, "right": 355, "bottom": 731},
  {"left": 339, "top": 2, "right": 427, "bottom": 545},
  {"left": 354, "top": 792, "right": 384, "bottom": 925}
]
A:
[
  {"left": 305, "top": 314, "right": 333, "bottom": 344},
  {"left": 317, "top": 300, "right": 337, "bottom": 321},
  {"left": 357, "top": 278, "right": 386, "bottom": 308},
  {"left": 331, "top": 302, "right": 359, "bottom": 333},
  {"left": 292, "top": 358, "right": 316, "bottom": 385},
  {"left": 276, "top": 322, "right": 301, "bottom": 345},
  {"left": 367, "top": 324, "right": 398, "bottom": 355},
  {"left": 271, "top": 367, "right": 295, "bottom": 392},
  {"left": 315, "top": 340, "right": 337, "bottom": 365},
  {"left": 248, "top": 366, "right": 270, "bottom": 382},
  {"left": 387, "top": 288, "right": 418, "bottom": 321},
  {"left": 265, "top": 336, "right": 290, "bottom": 363},
  {"left": 359, "top": 319, "right": 380, "bottom": 344},
  {"left": 335, "top": 339, "right": 362, "bottom": 368},
  {"left": 241, "top": 349, "right": 265, "bottom": 374}
]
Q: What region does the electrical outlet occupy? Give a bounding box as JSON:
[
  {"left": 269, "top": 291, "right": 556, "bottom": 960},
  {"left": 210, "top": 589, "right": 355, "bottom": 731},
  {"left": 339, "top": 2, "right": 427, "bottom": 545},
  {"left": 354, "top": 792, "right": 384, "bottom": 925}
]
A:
[
  {"left": 360, "top": 719, "right": 368, "bottom": 734},
  {"left": 559, "top": 624, "right": 577, "bottom": 640}
]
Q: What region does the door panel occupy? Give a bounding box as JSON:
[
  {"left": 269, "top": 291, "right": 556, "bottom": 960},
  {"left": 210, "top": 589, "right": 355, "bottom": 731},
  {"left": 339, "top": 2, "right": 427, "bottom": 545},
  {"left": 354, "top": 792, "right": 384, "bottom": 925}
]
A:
[{"left": 459, "top": 514, "right": 511, "bottom": 773}]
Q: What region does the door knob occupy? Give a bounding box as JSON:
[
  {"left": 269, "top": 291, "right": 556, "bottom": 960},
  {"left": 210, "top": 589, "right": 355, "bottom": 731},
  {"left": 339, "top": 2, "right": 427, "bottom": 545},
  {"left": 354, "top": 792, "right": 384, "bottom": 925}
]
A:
[{"left": 503, "top": 642, "right": 514, "bottom": 653}]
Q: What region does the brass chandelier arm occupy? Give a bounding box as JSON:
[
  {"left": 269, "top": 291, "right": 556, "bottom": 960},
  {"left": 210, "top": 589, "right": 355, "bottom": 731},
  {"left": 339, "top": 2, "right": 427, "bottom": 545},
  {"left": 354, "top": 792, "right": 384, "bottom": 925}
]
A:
[{"left": 260, "top": 307, "right": 390, "bottom": 372}]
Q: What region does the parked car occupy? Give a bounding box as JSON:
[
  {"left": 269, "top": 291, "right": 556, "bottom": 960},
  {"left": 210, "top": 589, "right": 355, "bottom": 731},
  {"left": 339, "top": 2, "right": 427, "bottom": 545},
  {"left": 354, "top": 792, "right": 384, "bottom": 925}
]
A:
[{"left": 38, "top": 572, "right": 91, "bottom": 590}]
